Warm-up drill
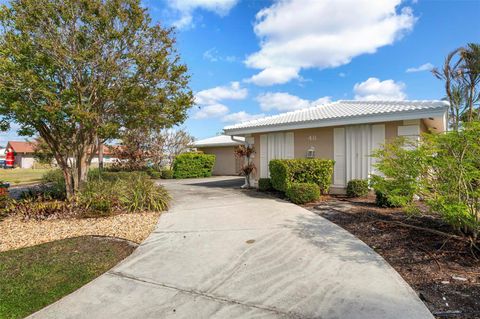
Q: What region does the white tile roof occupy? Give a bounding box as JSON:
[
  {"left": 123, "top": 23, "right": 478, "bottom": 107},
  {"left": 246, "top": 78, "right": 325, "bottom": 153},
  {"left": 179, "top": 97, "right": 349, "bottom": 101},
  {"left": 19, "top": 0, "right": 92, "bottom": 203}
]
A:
[
  {"left": 193, "top": 135, "right": 245, "bottom": 148},
  {"left": 224, "top": 100, "right": 448, "bottom": 134}
]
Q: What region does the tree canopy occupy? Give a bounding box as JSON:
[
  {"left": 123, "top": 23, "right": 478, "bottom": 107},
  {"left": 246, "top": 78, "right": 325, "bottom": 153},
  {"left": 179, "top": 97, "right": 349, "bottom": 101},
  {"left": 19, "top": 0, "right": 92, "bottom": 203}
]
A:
[{"left": 0, "top": 0, "right": 193, "bottom": 196}]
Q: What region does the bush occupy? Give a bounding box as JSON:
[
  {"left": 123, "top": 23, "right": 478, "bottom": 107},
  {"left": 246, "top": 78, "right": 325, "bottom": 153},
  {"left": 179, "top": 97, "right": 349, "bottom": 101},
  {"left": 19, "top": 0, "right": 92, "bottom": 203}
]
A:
[
  {"left": 145, "top": 167, "right": 162, "bottom": 179},
  {"left": 375, "top": 189, "right": 398, "bottom": 208},
  {"left": 346, "top": 179, "right": 369, "bottom": 197},
  {"left": 173, "top": 153, "right": 215, "bottom": 179},
  {"left": 41, "top": 170, "right": 66, "bottom": 200},
  {"left": 9, "top": 171, "right": 170, "bottom": 220},
  {"left": 81, "top": 171, "right": 170, "bottom": 215},
  {"left": 257, "top": 178, "right": 272, "bottom": 191},
  {"left": 285, "top": 182, "right": 320, "bottom": 204},
  {"left": 371, "top": 137, "right": 428, "bottom": 209},
  {"left": 269, "top": 159, "right": 334, "bottom": 194},
  {"left": 161, "top": 169, "right": 174, "bottom": 179}
]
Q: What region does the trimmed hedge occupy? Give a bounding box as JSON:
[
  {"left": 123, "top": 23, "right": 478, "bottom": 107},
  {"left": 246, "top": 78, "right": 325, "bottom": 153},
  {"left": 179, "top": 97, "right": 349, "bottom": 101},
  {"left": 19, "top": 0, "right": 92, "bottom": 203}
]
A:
[
  {"left": 258, "top": 178, "right": 272, "bottom": 191},
  {"left": 286, "top": 182, "right": 320, "bottom": 204},
  {"left": 173, "top": 153, "right": 216, "bottom": 179},
  {"left": 269, "top": 159, "right": 334, "bottom": 194},
  {"left": 346, "top": 179, "right": 369, "bottom": 197}
]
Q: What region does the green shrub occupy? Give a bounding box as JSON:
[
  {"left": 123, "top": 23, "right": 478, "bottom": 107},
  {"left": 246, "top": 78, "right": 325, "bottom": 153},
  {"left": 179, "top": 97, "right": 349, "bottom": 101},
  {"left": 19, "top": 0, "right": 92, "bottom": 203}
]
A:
[
  {"left": 41, "top": 169, "right": 66, "bottom": 200},
  {"left": 119, "top": 174, "right": 170, "bottom": 212},
  {"left": 371, "top": 137, "right": 428, "bottom": 209},
  {"left": 161, "top": 169, "right": 174, "bottom": 179},
  {"left": 81, "top": 172, "right": 170, "bottom": 215},
  {"left": 346, "top": 179, "right": 369, "bottom": 197},
  {"left": 257, "top": 178, "right": 272, "bottom": 191},
  {"left": 145, "top": 167, "right": 162, "bottom": 179},
  {"left": 173, "top": 153, "right": 215, "bottom": 179},
  {"left": 10, "top": 171, "right": 170, "bottom": 220},
  {"left": 269, "top": 159, "right": 334, "bottom": 194},
  {"left": 285, "top": 182, "right": 320, "bottom": 204}
]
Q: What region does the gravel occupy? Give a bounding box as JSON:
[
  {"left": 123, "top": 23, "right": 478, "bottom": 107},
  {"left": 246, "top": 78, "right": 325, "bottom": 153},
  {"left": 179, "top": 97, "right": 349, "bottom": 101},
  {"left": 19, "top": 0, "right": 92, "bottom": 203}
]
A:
[{"left": 0, "top": 212, "right": 161, "bottom": 252}]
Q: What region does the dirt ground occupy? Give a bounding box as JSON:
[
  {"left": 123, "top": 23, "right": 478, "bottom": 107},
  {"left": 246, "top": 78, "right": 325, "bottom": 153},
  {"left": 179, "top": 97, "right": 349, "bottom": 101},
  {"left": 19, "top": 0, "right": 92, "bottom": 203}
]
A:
[{"left": 305, "top": 196, "right": 480, "bottom": 319}]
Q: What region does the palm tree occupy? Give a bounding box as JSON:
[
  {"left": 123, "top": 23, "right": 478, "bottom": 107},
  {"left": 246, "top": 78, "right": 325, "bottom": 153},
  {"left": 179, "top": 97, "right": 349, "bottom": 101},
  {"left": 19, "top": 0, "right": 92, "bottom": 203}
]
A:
[{"left": 433, "top": 43, "right": 480, "bottom": 130}]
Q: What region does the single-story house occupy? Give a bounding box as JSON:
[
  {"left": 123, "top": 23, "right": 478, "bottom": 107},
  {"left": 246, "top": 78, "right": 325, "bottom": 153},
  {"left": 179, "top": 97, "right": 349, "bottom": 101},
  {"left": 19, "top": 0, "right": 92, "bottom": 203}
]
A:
[
  {"left": 5, "top": 141, "right": 118, "bottom": 168},
  {"left": 192, "top": 135, "right": 245, "bottom": 176},
  {"left": 6, "top": 141, "right": 37, "bottom": 168},
  {"left": 223, "top": 100, "right": 448, "bottom": 193}
]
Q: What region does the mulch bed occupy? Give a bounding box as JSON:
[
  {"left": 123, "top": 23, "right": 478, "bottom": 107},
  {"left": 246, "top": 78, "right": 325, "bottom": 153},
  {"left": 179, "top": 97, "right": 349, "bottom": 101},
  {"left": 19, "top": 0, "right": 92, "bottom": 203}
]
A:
[{"left": 307, "top": 196, "right": 480, "bottom": 319}]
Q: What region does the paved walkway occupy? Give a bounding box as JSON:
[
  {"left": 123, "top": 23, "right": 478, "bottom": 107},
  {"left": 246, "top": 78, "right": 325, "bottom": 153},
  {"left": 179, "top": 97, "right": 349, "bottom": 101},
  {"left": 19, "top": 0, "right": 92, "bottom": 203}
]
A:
[{"left": 29, "top": 176, "right": 433, "bottom": 319}]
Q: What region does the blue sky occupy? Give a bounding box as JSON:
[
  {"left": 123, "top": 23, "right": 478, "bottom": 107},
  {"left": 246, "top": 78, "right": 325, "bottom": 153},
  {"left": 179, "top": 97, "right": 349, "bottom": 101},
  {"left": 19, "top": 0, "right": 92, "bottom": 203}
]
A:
[{"left": 1, "top": 0, "right": 479, "bottom": 144}]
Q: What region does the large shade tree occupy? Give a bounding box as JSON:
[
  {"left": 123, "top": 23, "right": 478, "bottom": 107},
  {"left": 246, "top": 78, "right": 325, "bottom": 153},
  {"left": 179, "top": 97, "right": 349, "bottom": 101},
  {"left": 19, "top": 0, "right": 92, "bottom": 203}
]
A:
[{"left": 0, "top": 0, "right": 193, "bottom": 197}]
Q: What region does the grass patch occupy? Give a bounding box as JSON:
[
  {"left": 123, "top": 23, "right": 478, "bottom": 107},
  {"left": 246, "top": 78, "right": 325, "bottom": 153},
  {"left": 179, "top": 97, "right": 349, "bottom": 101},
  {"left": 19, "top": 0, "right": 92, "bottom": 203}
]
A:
[
  {"left": 0, "top": 236, "right": 135, "bottom": 319},
  {"left": 0, "top": 169, "right": 53, "bottom": 186}
]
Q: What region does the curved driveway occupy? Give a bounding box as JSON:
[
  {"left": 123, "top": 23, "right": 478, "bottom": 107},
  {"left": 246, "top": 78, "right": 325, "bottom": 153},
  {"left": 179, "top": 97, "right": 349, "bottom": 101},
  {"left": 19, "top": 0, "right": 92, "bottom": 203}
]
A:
[{"left": 30, "top": 176, "right": 433, "bottom": 319}]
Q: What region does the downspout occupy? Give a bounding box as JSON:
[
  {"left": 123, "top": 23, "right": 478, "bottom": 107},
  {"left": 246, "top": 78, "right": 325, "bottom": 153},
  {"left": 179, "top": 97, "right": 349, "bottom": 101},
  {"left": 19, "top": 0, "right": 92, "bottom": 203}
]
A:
[{"left": 230, "top": 135, "right": 247, "bottom": 145}]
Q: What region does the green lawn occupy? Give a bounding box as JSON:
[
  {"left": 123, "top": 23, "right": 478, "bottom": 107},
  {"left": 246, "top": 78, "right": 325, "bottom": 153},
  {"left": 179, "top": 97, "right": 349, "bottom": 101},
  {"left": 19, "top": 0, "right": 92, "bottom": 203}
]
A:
[
  {"left": 0, "top": 169, "right": 52, "bottom": 186},
  {"left": 0, "top": 236, "right": 135, "bottom": 319}
]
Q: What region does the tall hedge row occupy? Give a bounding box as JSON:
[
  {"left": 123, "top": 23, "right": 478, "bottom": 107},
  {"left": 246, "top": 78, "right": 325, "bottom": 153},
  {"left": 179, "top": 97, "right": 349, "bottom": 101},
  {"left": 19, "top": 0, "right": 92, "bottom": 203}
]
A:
[
  {"left": 269, "top": 159, "right": 334, "bottom": 194},
  {"left": 173, "top": 153, "right": 216, "bottom": 179}
]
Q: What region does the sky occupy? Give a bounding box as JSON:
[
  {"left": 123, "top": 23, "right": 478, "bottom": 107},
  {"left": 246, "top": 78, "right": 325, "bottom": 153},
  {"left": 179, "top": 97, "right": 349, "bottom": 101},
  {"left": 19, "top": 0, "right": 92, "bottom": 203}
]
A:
[{"left": 1, "top": 0, "right": 479, "bottom": 144}]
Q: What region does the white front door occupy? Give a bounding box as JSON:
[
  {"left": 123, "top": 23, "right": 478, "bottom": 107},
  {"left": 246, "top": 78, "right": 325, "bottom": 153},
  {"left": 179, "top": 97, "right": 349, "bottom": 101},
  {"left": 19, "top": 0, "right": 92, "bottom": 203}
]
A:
[
  {"left": 260, "top": 132, "right": 294, "bottom": 178},
  {"left": 333, "top": 124, "right": 385, "bottom": 186}
]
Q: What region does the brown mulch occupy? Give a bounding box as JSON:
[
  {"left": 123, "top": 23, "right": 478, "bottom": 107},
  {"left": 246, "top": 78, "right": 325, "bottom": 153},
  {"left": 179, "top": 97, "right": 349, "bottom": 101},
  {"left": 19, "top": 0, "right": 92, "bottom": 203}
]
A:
[
  {"left": 308, "top": 196, "right": 480, "bottom": 319},
  {"left": 0, "top": 211, "right": 161, "bottom": 252}
]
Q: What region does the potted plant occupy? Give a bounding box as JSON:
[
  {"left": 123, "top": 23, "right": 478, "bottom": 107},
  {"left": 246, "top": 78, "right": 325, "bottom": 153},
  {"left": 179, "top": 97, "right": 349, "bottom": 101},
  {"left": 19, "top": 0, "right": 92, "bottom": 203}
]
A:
[
  {"left": 234, "top": 145, "right": 256, "bottom": 188},
  {"left": 0, "top": 181, "right": 10, "bottom": 196}
]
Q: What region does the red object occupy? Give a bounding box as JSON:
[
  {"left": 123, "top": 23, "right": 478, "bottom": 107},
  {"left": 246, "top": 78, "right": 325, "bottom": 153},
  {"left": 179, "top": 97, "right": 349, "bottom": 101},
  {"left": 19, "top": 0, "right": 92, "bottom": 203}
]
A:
[{"left": 5, "top": 148, "right": 14, "bottom": 168}]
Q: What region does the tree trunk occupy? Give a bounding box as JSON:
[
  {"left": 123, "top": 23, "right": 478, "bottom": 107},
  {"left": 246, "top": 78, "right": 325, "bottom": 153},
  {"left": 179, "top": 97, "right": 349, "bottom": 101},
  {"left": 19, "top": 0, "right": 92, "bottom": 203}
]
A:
[
  {"left": 62, "top": 168, "right": 74, "bottom": 198},
  {"left": 71, "top": 146, "right": 91, "bottom": 194},
  {"left": 98, "top": 138, "right": 104, "bottom": 170}
]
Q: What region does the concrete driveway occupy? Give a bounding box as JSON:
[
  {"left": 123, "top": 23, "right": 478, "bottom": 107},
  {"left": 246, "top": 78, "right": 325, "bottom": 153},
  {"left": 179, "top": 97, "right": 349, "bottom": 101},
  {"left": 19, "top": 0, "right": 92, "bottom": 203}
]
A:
[{"left": 29, "top": 176, "right": 433, "bottom": 319}]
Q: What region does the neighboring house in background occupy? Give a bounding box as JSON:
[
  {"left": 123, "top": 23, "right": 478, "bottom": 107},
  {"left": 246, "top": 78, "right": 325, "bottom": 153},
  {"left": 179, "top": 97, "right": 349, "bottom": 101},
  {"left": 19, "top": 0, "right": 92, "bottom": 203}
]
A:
[
  {"left": 6, "top": 141, "right": 37, "bottom": 168},
  {"left": 224, "top": 100, "right": 448, "bottom": 193},
  {"left": 5, "top": 141, "right": 118, "bottom": 168},
  {"left": 192, "top": 135, "right": 245, "bottom": 176}
]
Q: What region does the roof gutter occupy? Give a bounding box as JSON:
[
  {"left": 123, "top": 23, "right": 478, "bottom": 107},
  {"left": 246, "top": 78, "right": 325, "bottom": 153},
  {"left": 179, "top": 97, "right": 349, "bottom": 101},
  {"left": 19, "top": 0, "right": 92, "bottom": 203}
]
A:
[
  {"left": 224, "top": 108, "right": 448, "bottom": 135},
  {"left": 230, "top": 135, "right": 246, "bottom": 145}
]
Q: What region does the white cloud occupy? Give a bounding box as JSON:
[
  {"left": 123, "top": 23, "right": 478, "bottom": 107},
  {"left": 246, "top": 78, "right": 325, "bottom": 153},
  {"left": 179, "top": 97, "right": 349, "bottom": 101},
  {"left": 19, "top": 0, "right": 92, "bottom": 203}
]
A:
[
  {"left": 338, "top": 72, "right": 346, "bottom": 78},
  {"left": 193, "top": 82, "right": 248, "bottom": 119},
  {"left": 195, "top": 82, "right": 247, "bottom": 105},
  {"left": 165, "top": 0, "right": 239, "bottom": 29},
  {"left": 353, "top": 77, "right": 406, "bottom": 101},
  {"left": 222, "top": 111, "right": 266, "bottom": 123},
  {"left": 256, "top": 92, "right": 331, "bottom": 112},
  {"left": 193, "top": 103, "right": 229, "bottom": 119},
  {"left": 406, "top": 62, "right": 434, "bottom": 73},
  {"left": 245, "top": 0, "right": 416, "bottom": 86},
  {"left": 203, "top": 47, "right": 238, "bottom": 63}
]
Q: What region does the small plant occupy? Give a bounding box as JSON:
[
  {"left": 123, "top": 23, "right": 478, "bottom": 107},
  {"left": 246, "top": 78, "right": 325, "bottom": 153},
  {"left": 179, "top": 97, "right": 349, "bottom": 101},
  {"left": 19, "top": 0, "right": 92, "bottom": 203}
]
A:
[
  {"left": 145, "top": 167, "right": 162, "bottom": 179},
  {"left": 6, "top": 197, "right": 76, "bottom": 221},
  {"left": 234, "top": 145, "right": 256, "bottom": 188},
  {"left": 258, "top": 178, "right": 272, "bottom": 191},
  {"left": 0, "top": 181, "right": 9, "bottom": 196},
  {"left": 346, "top": 179, "right": 369, "bottom": 197},
  {"left": 374, "top": 189, "right": 399, "bottom": 208},
  {"left": 161, "top": 169, "right": 174, "bottom": 179},
  {"left": 41, "top": 170, "right": 67, "bottom": 199},
  {"left": 286, "top": 182, "right": 320, "bottom": 204}
]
